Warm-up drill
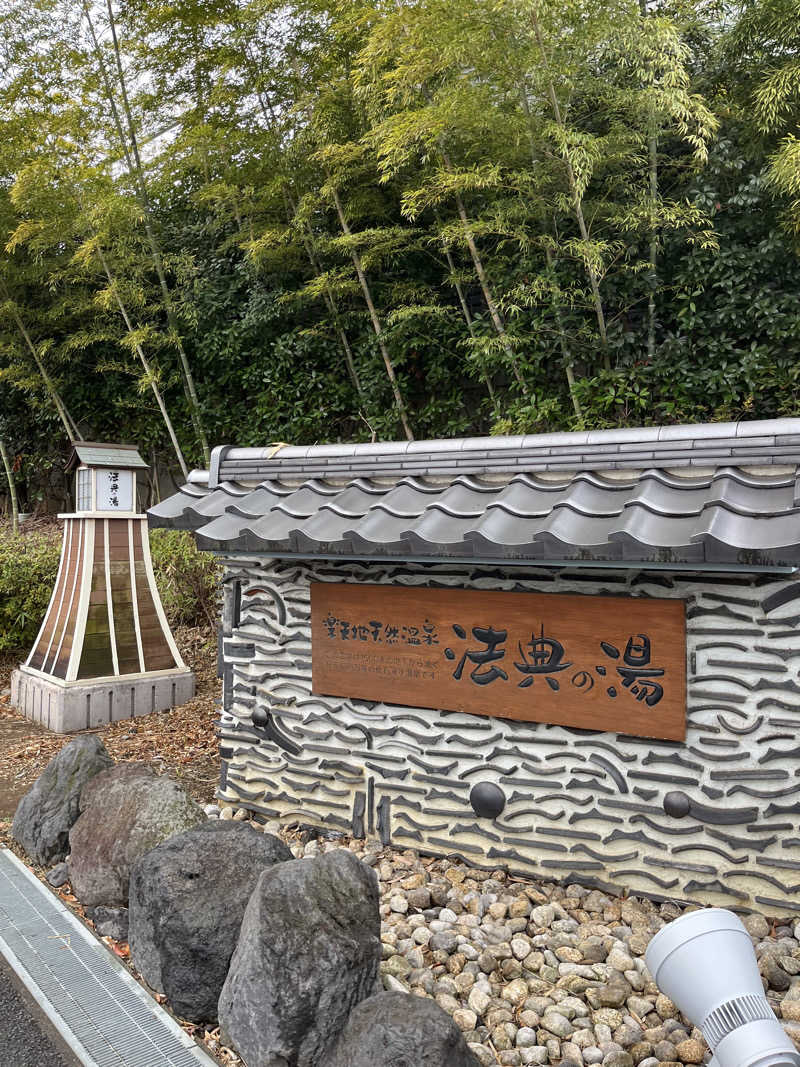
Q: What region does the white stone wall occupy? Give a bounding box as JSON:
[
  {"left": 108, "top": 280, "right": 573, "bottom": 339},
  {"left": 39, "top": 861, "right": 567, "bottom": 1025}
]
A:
[{"left": 216, "top": 557, "right": 800, "bottom": 913}]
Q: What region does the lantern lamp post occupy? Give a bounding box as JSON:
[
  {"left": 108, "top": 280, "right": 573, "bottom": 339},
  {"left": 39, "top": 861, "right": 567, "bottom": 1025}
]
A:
[{"left": 10, "top": 443, "right": 195, "bottom": 732}]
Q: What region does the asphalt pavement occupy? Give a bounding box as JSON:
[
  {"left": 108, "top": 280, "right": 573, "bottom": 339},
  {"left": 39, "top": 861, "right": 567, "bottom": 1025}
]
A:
[{"left": 0, "top": 955, "right": 80, "bottom": 1067}]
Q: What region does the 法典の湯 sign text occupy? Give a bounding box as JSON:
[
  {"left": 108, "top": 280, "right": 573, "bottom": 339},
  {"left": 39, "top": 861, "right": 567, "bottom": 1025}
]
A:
[{"left": 311, "top": 583, "right": 686, "bottom": 740}]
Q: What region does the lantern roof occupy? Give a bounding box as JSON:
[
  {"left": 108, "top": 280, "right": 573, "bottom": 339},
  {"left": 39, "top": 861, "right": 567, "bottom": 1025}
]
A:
[{"left": 66, "top": 442, "right": 148, "bottom": 472}]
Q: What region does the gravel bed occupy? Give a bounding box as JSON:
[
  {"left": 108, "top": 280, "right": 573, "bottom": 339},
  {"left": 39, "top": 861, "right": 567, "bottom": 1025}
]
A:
[{"left": 211, "top": 805, "right": 800, "bottom": 1067}]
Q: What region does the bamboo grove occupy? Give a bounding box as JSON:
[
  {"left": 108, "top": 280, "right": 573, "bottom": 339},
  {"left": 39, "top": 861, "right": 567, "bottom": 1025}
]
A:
[{"left": 1, "top": 0, "right": 800, "bottom": 508}]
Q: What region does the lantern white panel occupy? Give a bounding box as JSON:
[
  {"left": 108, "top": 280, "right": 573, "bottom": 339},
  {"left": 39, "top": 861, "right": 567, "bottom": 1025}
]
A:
[{"left": 96, "top": 469, "right": 133, "bottom": 511}]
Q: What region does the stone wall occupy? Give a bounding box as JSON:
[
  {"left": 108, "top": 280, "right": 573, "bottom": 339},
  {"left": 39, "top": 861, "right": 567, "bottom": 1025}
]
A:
[{"left": 216, "top": 557, "right": 800, "bottom": 913}]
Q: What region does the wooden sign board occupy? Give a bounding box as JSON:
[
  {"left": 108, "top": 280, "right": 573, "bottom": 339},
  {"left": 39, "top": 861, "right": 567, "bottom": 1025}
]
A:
[{"left": 311, "top": 583, "right": 686, "bottom": 741}]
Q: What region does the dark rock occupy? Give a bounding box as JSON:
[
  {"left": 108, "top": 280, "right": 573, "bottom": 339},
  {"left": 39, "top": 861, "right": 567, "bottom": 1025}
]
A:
[
  {"left": 218, "top": 849, "right": 380, "bottom": 1067},
  {"left": 86, "top": 906, "right": 129, "bottom": 942},
  {"left": 129, "top": 822, "right": 292, "bottom": 1022},
  {"left": 68, "top": 763, "right": 204, "bottom": 907},
  {"left": 328, "top": 992, "right": 482, "bottom": 1067},
  {"left": 46, "top": 862, "right": 69, "bottom": 888},
  {"left": 12, "top": 736, "right": 113, "bottom": 867}
]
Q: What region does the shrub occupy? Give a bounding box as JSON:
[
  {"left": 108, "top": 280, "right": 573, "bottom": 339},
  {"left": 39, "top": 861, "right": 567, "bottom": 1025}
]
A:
[
  {"left": 0, "top": 522, "right": 62, "bottom": 652},
  {"left": 148, "top": 529, "right": 221, "bottom": 629}
]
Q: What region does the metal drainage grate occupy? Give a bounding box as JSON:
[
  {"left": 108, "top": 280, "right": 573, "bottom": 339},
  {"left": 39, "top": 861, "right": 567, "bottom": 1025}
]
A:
[{"left": 0, "top": 849, "right": 218, "bottom": 1067}]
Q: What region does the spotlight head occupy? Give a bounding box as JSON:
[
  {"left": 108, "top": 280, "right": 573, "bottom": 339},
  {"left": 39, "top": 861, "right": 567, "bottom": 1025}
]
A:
[{"left": 646, "top": 908, "right": 800, "bottom": 1067}]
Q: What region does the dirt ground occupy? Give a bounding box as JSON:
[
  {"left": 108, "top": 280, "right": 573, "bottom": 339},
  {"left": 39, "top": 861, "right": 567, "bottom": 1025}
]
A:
[{"left": 0, "top": 628, "right": 220, "bottom": 840}]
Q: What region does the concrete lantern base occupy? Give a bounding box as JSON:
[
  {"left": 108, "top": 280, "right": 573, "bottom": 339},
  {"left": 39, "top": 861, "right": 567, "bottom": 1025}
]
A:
[{"left": 10, "top": 667, "right": 196, "bottom": 734}]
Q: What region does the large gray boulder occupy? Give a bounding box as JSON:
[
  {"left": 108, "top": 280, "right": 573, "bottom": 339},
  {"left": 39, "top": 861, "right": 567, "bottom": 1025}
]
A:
[
  {"left": 68, "top": 763, "right": 204, "bottom": 907},
  {"left": 218, "top": 849, "right": 380, "bottom": 1067},
  {"left": 328, "top": 993, "right": 482, "bottom": 1067},
  {"left": 129, "top": 822, "right": 292, "bottom": 1022},
  {"left": 12, "top": 736, "right": 113, "bottom": 867}
]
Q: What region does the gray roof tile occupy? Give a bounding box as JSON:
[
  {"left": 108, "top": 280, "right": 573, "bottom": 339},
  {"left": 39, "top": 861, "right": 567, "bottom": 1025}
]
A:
[{"left": 149, "top": 418, "right": 800, "bottom": 568}]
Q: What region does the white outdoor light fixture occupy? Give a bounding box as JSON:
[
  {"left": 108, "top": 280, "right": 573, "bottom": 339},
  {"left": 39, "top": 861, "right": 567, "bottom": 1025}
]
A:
[{"left": 646, "top": 908, "right": 800, "bottom": 1067}]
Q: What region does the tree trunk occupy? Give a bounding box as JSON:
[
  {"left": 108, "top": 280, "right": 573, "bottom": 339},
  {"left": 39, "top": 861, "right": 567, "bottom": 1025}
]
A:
[
  {"left": 518, "top": 85, "right": 582, "bottom": 414},
  {"left": 0, "top": 437, "right": 19, "bottom": 534},
  {"left": 249, "top": 77, "right": 366, "bottom": 400},
  {"left": 0, "top": 279, "right": 82, "bottom": 440},
  {"left": 641, "top": 0, "right": 658, "bottom": 361},
  {"left": 434, "top": 210, "right": 496, "bottom": 404},
  {"left": 545, "top": 248, "right": 582, "bottom": 419},
  {"left": 437, "top": 148, "right": 528, "bottom": 393},
  {"left": 96, "top": 244, "right": 190, "bottom": 479},
  {"left": 529, "top": 6, "right": 612, "bottom": 371},
  {"left": 330, "top": 186, "right": 414, "bottom": 441},
  {"left": 82, "top": 0, "right": 210, "bottom": 466}
]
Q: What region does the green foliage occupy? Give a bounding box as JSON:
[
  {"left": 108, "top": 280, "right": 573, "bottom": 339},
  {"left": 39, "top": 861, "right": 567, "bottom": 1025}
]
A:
[
  {"left": 148, "top": 529, "right": 222, "bottom": 629},
  {"left": 0, "top": 0, "right": 797, "bottom": 504},
  {"left": 0, "top": 523, "right": 61, "bottom": 652}
]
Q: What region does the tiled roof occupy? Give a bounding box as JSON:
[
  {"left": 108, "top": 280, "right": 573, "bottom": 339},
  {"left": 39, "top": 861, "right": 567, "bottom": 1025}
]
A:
[
  {"left": 66, "top": 442, "right": 148, "bottom": 471},
  {"left": 148, "top": 420, "right": 800, "bottom": 569}
]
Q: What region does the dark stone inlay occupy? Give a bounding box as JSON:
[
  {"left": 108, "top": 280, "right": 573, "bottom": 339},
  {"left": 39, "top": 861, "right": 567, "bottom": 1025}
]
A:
[
  {"left": 729, "top": 783, "right": 800, "bottom": 799},
  {"left": 702, "top": 786, "right": 725, "bottom": 799},
  {"left": 363, "top": 765, "right": 412, "bottom": 782},
  {"left": 645, "top": 855, "right": 717, "bottom": 874},
  {"left": 642, "top": 751, "right": 703, "bottom": 772},
  {"left": 604, "top": 827, "right": 661, "bottom": 847},
  {"left": 429, "top": 838, "right": 483, "bottom": 855},
  {"left": 590, "top": 754, "right": 628, "bottom": 793},
  {"left": 396, "top": 812, "right": 448, "bottom": 832},
  {"left": 224, "top": 641, "right": 257, "bottom": 659},
  {"left": 711, "top": 768, "right": 789, "bottom": 781},
  {"left": 537, "top": 827, "right": 601, "bottom": 841},
  {"left": 707, "top": 659, "right": 786, "bottom": 674},
  {"left": 761, "top": 585, "right": 800, "bottom": 614},
  {"left": 459, "top": 764, "right": 519, "bottom": 780},
  {"left": 541, "top": 859, "right": 603, "bottom": 871},
  {"left": 454, "top": 822, "right": 501, "bottom": 841},
  {"left": 633, "top": 788, "right": 658, "bottom": 801},
  {"left": 352, "top": 791, "right": 366, "bottom": 838},
  {"left": 377, "top": 795, "right": 391, "bottom": 845},
  {"left": 632, "top": 814, "right": 703, "bottom": 834},
  {"left": 685, "top": 747, "right": 746, "bottom": 763},
  {"left": 754, "top": 644, "right": 799, "bottom": 662},
  {"left": 718, "top": 714, "right": 763, "bottom": 734},
  {"left": 614, "top": 869, "right": 679, "bottom": 890},
  {"left": 760, "top": 745, "right": 800, "bottom": 764},
  {"left": 572, "top": 844, "right": 638, "bottom": 863},
  {"left": 567, "top": 778, "right": 614, "bottom": 795},
  {"left": 673, "top": 842, "right": 748, "bottom": 865},
  {"left": 684, "top": 878, "right": 749, "bottom": 900},
  {"left": 756, "top": 856, "right": 800, "bottom": 871},
  {"left": 413, "top": 774, "right": 471, "bottom": 789},
  {"left": 501, "top": 836, "right": 568, "bottom": 852},
  {"left": 392, "top": 827, "right": 423, "bottom": 842},
  {"left": 754, "top": 896, "right": 799, "bottom": 911},
  {"left": 250, "top": 707, "right": 302, "bottom": 755},
  {"left": 630, "top": 771, "right": 698, "bottom": 787},
  {"left": 571, "top": 809, "right": 623, "bottom": 825},
  {"left": 766, "top": 801, "right": 800, "bottom": 816},
  {"left": 749, "top": 821, "right": 794, "bottom": 831},
  {"left": 574, "top": 740, "right": 636, "bottom": 762},
  {"left": 708, "top": 828, "right": 775, "bottom": 852}
]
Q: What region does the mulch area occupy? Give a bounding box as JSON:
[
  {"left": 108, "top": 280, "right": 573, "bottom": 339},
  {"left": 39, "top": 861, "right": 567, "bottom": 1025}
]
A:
[{"left": 0, "top": 626, "right": 220, "bottom": 826}]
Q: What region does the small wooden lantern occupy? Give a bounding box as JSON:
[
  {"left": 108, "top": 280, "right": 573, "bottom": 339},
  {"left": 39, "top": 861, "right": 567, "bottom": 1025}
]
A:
[{"left": 11, "top": 443, "right": 195, "bottom": 732}]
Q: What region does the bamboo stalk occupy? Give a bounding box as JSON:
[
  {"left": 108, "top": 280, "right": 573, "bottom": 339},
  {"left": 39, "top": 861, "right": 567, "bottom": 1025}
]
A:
[{"left": 0, "top": 437, "right": 19, "bottom": 534}]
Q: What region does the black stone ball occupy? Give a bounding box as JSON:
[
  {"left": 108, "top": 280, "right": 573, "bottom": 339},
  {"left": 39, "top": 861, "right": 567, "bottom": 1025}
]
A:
[
  {"left": 663, "top": 790, "right": 691, "bottom": 818},
  {"left": 252, "top": 707, "right": 270, "bottom": 729},
  {"left": 469, "top": 782, "right": 506, "bottom": 819}
]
